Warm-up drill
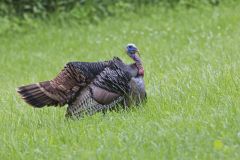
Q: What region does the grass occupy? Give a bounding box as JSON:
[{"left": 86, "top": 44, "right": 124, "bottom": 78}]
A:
[{"left": 0, "top": 3, "right": 240, "bottom": 160}]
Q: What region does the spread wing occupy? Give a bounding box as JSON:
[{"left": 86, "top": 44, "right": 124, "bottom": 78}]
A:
[
  {"left": 66, "top": 58, "right": 137, "bottom": 118},
  {"left": 17, "top": 61, "right": 109, "bottom": 107}
]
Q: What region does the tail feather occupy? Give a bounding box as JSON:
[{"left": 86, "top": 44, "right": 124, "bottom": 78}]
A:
[
  {"left": 18, "top": 84, "right": 39, "bottom": 90},
  {"left": 17, "top": 82, "right": 58, "bottom": 108}
]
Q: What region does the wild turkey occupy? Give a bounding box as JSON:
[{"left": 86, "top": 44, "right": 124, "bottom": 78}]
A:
[
  {"left": 66, "top": 57, "right": 141, "bottom": 117},
  {"left": 17, "top": 44, "right": 146, "bottom": 118}
]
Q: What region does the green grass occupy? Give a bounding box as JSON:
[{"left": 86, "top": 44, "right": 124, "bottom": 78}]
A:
[{"left": 0, "top": 3, "right": 240, "bottom": 160}]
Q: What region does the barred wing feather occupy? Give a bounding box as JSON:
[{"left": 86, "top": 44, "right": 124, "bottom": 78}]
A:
[{"left": 17, "top": 61, "right": 109, "bottom": 107}]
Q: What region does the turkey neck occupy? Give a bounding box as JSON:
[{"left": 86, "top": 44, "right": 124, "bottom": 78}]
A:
[{"left": 131, "top": 53, "right": 144, "bottom": 76}]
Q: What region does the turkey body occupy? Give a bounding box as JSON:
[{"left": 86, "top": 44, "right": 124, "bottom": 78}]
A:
[
  {"left": 67, "top": 74, "right": 146, "bottom": 118},
  {"left": 128, "top": 76, "right": 146, "bottom": 106},
  {"left": 17, "top": 57, "right": 146, "bottom": 118}
]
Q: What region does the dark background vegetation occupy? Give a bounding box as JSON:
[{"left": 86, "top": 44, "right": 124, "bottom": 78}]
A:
[
  {"left": 0, "top": 0, "right": 222, "bottom": 21},
  {"left": 0, "top": 0, "right": 233, "bottom": 34}
]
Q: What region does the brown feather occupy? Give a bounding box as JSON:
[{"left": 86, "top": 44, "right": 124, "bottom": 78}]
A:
[
  {"left": 91, "top": 86, "right": 120, "bottom": 105},
  {"left": 17, "top": 61, "right": 109, "bottom": 107},
  {"left": 17, "top": 83, "right": 58, "bottom": 108}
]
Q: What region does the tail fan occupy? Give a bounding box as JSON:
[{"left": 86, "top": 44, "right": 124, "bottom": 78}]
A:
[{"left": 17, "top": 81, "right": 59, "bottom": 108}]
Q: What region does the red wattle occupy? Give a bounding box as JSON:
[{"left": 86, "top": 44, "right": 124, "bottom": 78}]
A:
[{"left": 138, "top": 68, "right": 144, "bottom": 76}]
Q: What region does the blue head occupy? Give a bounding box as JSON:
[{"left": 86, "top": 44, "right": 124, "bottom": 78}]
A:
[
  {"left": 125, "top": 43, "right": 139, "bottom": 56},
  {"left": 125, "top": 43, "right": 141, "bottom": 62},
  {"left": 125, "top": 43, "right": 144, "bottom": 76}
]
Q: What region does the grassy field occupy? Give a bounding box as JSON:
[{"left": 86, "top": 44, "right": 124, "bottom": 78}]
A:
[{"left": 0, "top": 3, "right": 240, "bottom": 160}]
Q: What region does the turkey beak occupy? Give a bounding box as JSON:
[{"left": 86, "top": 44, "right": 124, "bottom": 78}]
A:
[{"left": 136, "top": 50, "right": 140, "bottom": 57}]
